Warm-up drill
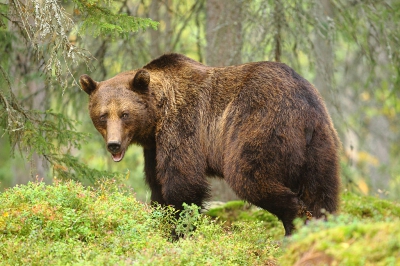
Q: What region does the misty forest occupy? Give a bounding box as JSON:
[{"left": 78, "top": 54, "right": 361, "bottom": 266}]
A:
[{"left": 1, "top": 1, "right": 400, "bottom": 265}]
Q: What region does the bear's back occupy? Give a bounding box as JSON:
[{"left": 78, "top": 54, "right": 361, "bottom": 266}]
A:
[
  {"left": 144, "top": 53, "right": 206, "bottom": 71},
  {"left": 143, "top": 54, "right": 327, "bottom": 123}
]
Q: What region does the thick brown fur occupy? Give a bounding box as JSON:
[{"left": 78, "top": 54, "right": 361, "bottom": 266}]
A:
[{"left": 80, "top": 53, "right": 341, "bottom": 236}]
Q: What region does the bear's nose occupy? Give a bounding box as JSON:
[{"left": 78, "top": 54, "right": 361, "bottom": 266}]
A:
[{"left": 107, "top": 141, "right": 121, "bottom": 153}]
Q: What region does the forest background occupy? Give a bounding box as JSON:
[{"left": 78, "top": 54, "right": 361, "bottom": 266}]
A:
[{"left": 1, "top": 0, "right": 400, "bottom": 202}]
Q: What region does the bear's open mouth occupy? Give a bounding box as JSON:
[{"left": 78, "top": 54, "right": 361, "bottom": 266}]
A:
[{"left": 111, "top": 150, "right": 125, "bottom": 162}]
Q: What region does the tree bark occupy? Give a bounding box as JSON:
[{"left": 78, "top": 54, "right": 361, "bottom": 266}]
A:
[{"left": 206, "top": 0, "right": 243, "bottom": 66}]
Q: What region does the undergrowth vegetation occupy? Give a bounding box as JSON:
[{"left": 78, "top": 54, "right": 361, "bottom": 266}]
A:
[
  {"left": 0, "top": 180, "right": 279, "bottom": 265},
  {"left": 1, "top": 180, "right": 399, "bottom": 265}
]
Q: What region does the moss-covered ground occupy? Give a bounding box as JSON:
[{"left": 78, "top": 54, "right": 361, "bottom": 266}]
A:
[{"left": 1, "top": 180, "right": 399, "bottom": 265}]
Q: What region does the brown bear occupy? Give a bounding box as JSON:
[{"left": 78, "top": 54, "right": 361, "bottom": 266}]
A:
[{"left": 80, "top": 53, "right": 340, "bottom": 236}]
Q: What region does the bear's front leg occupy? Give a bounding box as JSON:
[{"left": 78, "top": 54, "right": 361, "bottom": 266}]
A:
[
  {"left": 143, "top": 148, "right": 165, "bottom": 204},
  {"left": 156, "top": 147, "right": 210, "bottom": 212},
  {"left": 155, "top": 146, "right": 210, "bottom": 240}
]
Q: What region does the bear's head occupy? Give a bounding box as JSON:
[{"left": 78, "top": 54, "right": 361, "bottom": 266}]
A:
[{"left": 80, "top": 70, "right": 155, "bottom": 162}]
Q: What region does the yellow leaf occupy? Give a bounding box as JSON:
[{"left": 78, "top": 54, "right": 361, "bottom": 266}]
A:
[
  {"left": 360, "top": 92, "right": 370, "bottom": 101},
  {"left": 358, "top": 151, "right": 379, "bottom": 166},
  {"left": 358, "top": 179, "right": 369, "bottom": 195}
]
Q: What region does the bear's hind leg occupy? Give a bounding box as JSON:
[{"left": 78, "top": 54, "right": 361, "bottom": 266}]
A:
[
  {"left": 254, "top": 189, "right": 307, "bottom": 236},
  {"left": 300, "top": 126, "right": 340, "bottom": 219},
  {"left": 228, "top": 179, "right": 306, "bottom": 236}
]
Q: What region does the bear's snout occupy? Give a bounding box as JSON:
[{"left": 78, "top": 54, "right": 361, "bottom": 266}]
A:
[{"left": 107, "top": 141, "right": 121, "bottom": 153}]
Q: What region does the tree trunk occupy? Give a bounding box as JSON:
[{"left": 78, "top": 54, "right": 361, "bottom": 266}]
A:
[
  {"left": 149, "top": 0, "right": 162, "bottom": 58},
  {"left": 205, "top": 0, "right": 244, "bottom": 201},
  {"left": 205, "top": 0, "right": 243, "bottom": 66},
  {"left": 7, "top": 10, "right": 49, "bottom": 185},
  {"left": 313, "top": 0, "right": 336, "bottom": 115},
  {"left": 313, "top": 0, "right": 391, "bottom": 195}
]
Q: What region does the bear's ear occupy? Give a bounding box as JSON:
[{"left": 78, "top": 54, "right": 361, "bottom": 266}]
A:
[
  {"left": 79, "top": 74, "right": 98, "bottom": 95},
  {"left": 131, "top": 69, "right": 150, "bottom": 93}
]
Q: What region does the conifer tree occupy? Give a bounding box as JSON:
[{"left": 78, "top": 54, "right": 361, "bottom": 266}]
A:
[{"left": 0, "top": 0, "right": 158, "bottom": 183}]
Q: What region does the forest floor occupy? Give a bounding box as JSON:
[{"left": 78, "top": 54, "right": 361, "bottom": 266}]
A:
[{"left": 1, "top": 179, "right": 399, "bottom": 265}]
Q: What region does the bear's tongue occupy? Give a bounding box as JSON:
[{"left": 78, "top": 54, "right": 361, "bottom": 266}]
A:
[{"left": 111, "top": 150, "right": 125, "bottom": 162}]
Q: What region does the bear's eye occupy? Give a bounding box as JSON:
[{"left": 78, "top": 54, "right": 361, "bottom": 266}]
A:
[
  {"left": 121, "top": 113, "right": 129, "bottom": 119},
  {"left": 99, "top": 115, "right": 107, "bottom": 122}
]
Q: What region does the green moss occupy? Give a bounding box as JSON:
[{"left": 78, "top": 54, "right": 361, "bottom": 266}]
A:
[
  {"left": 279, "top": 192, "right": 400, "bottom": 265},
  {"left": 206, "top": 200, "right": 246, "bottom": 220},
  {"left": 341, "top": 192, "right": 400, "bottom": 220},
  {"left": 280, "top": 221, "right": 400, "bottom": 265},
  {"left": 206, "top": 200, "right": 279, "bottom": 223},
  {"left": 206, "top": 200, "right": 284, "bottom": 238}
]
